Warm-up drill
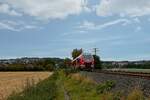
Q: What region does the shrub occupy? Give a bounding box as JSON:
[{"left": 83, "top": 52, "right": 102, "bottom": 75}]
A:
[
  {"left": 45, "top": 64, "right": 55, "bottom": 71},
  {"left": 63, "top": 67, "right": 79, "bottom": 75},
  {"left": 93, "top": 55, "right": 101, "bottom": 69},
  {"left": 96, "top": 80, "right": 116, "bottom": 94}
]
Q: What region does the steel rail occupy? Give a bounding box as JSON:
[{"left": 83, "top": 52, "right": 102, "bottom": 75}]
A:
[{"left": 93, "top": 69, "right": 150, "bottom": 80}]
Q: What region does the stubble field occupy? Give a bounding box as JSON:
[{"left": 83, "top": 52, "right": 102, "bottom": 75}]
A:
[{"left": 0, "top": 72, "right": 51, "bottom": 100}]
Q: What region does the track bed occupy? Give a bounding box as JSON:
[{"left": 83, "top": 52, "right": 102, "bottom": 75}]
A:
[{"left": 81, "top": 71, "right": 150, "bottom": 97}]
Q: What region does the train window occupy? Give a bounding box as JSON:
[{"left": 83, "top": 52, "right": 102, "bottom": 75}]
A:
[{"left": 83, "top": 55, "right": 93, "bottom": 60}]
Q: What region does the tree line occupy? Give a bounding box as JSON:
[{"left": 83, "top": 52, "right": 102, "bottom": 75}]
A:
[
  {"left": 0, "top": 58, "right": 65, "bottom": 71},
  {"left": 1, "top": 48, "right": 148, "bottom": 71}
]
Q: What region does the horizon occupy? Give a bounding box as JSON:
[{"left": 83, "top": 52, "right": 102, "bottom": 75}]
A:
[
  {"left": 0, "top": 0, "right": 150, "bottom": 61},
  {"left": 0, "top": 56, "right": 150, "bottom": 62}
]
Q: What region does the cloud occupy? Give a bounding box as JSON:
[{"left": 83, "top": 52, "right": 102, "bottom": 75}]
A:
[
  {"left": 0, "top": 22, "right": 18, "bottom": 31},
  {"left": 79, "top": 20, "right": 95, "bottom": 29},
  {"left": 133, "top": 18, "right": 140, "bottom": 23},
  {"left": 0, "top": 20, "right": 38, "bottom": 31},
  {"left": 82, "top": 0, "right": 92, "bottom": 13},
  {"left": 79, "top": 19, "right": 130, "bottom": 30},
  {"left": 0, "top": 3, "right": 22, "bottom": 16},
  {"left": 96, "top": 19, "right": 130, "bottom": 29},
  {"left": 96, "top": 0, "right": 150, "bottom": 17},
  {"left": 62, "top": 30, "right": 87, "bottom": 36},
  {"left": 2, "top": 0, "right": 87, "bottom": 20},
  {"left": 63, "top": 19, "right": 131, "bottom": 36}
]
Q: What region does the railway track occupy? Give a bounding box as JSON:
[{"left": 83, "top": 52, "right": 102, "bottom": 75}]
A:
[{"left": 93, "top": 69, "right": 150, "bottom": 80}]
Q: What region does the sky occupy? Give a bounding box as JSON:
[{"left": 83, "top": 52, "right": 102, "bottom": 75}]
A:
[{"left": 0, "top": 0, "right": 150, "bottom": 61}]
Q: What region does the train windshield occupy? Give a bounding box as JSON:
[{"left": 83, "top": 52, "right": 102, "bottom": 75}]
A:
[{"left": 83, "top": 54, "right": 93, "bottom": 60}]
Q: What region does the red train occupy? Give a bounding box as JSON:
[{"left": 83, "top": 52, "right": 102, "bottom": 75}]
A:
[{"left": 72, "top": 53, "right": 94, "bottom": 70}]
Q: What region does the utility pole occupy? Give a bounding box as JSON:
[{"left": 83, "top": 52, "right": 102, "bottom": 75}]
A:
[{"left": 92, "top": 48, "right": 99, "bottom": 55}]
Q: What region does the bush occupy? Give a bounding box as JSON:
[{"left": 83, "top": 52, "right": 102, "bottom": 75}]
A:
[
  {"left": 96, "top": 80, "right": 116, "bottom": 94},
  {"left": 62, "top": 67, "right": 79, "bottom": 76},
  {"left": 45, "top": 64, "right": 55, "bottom": 71},
  {"left": 93, "top": 55, "right": 101, "bottom": 69}
]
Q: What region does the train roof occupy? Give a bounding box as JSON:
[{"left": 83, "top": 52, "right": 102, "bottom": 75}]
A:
[{"left": 72, "top": 53, "right": 93, "bottom": 62}]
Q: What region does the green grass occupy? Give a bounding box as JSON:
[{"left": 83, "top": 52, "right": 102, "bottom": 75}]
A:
[
  {"left": 8, "top": 72, "right": 58, "bottom": 100},
  {"left": 8, "top": 70, "right": 148, "bottom": 100}
]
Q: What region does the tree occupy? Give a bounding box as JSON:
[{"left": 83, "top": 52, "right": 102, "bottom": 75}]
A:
[
  {"left": 93, "top": 55, "right": 101, "bottom": 69},
  {"left": 45, "top": 63, "right": 54, "bottom": 71},
  {"left": 72, "top": 48, "right": 83, "bottom": 59},
  {"left": 64, "top": 58, "right": 72, "bottom": 67}
]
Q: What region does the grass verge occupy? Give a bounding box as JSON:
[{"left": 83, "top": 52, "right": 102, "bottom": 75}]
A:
[
  {"left": 8, "top": 69, "right": 148, "bottom": 100},
  {"left": 8, "top": 72, "right": 58, "bottom": 100}
]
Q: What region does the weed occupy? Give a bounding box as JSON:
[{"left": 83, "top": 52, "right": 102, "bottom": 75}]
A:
[
  {"left": 127, "top": 88, "right": 145, "bottom": 100},
  {"left": 8, "top": 73, "right": 58, "bottom": 100},
  {"left": 96, "top": 80, "right": 116, "bottom": 94},
  {"left": 7, "top": 70, "right": 148, "bottom": 100}
]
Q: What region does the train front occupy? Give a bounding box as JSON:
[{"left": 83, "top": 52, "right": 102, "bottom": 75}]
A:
[{"left": 81, "top": 53, "right": 94, "bottom": 70}]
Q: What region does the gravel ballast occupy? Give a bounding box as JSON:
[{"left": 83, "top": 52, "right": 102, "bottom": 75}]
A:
[{"left": 81, "top": 71, "right": 150, "bottom": 97}]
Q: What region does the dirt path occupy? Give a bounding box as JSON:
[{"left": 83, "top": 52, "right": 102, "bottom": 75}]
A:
[{"left": 0, "top": 72, "right": 51, "bottom": 100}]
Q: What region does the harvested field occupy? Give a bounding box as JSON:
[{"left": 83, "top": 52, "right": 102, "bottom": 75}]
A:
[{"left": 0, "top": 72, "right": 51, "bottom": 100}]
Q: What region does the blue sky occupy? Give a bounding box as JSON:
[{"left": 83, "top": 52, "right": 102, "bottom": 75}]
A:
[{"left": 0, "top": 0, "right": 150, "bottom": 61}]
